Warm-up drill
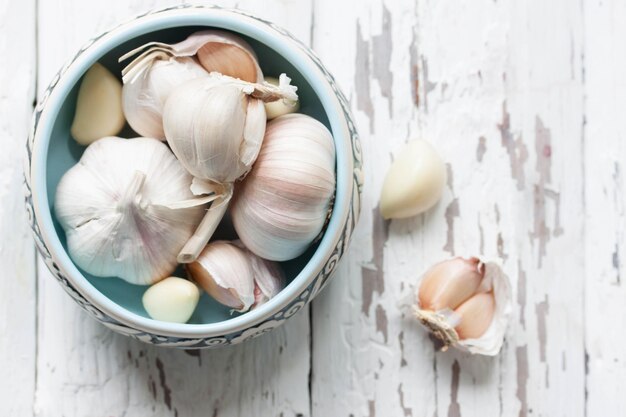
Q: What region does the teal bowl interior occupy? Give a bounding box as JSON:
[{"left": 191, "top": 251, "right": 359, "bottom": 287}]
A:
[{"left": 46, "top": 26, "right": 332, "bottom": 325}]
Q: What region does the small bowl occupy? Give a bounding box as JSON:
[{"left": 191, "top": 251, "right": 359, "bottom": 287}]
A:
[{"left": 24, "top": 5, "right": 362, "bottom": 348}]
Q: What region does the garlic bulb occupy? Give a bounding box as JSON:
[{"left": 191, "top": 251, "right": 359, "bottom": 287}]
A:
[
  {"left": 413, "top": 256, "right": 512, "bottom": 356},
  {"left": 380, "top": 139, "right": 446, "bottom": 219},
  {"left": 163, "top": 73, "right": 298, "bottom": 263},
  {"left": 231, "top": 114, "right": 336, "bottom": 261},
  {"left": 142, "top": 277, "right": 200, "bottom": 323},
  {"left": 71, "top": 63, "right": 125, "bottom": 145},
  {"left": 187, "top": 241, "right": 284, "bottom": 313},
  {"left": 55, "top": 137, "right": 212, "bottom": 285},
  {"left": 121, "top": 56, "right": 208, "bottom": 139},
  {"left": 264, "top": 76, "right": 300, "bottom": 119}
]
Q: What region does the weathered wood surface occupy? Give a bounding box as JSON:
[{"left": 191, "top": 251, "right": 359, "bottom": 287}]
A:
[{"left": 1, "top": 0, "right": 621, "bottom": 415}]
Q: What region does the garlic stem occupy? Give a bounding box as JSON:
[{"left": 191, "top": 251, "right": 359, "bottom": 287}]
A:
[
  {"left": 177, "top": 193, "right": 231, "bottom": 263},
  {"left": 119, "top": 170, "right": 146, "bottom": 209}
]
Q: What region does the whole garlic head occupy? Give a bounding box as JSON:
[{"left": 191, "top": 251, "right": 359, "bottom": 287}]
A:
[
  {"left": 413, "top": 256, "right": 512, "bottom": 356},
  {"left": 231, "top": 114, "right": 336, "bottom": 261},
  {"left": 55, "top": 137, "right": 209, "bottom": 285},
  {"left": 380, "top": 139, "right": 446, "bottom": 219},
  {"left": 121, "top": 56, "right": 208, "bottom": 140},
  {"left": 163, "top": 73, "right": 298, "bottom": 263}
]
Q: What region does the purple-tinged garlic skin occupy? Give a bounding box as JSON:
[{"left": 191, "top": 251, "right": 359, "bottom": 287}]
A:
[{"left": 231, "top": 114, "right": 336, "bottom": 261}]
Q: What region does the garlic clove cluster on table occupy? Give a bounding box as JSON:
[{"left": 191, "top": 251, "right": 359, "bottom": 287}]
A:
[
  {"left": 57, "top": 30, "right": 328, "bottom": 323},
  {"left": 413, "top": 257, "right": 512, "bottom": 356}
]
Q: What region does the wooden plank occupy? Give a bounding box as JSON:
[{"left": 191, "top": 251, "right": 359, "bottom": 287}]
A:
[
  {"left": 311, "top": 1, "right": 585, "bottom": 416},
  {"left": 35, "top": 1, "right": 313, "bottom": 416},
  {"left": 583, "top": 0, "right": 626, "bottom": 414},
  {"left": 0, "top": 0, "right": 37, "bottom": 415}
]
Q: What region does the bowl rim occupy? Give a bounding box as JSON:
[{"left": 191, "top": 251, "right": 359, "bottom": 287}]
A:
[{"left": 29, "top": 6, "right": 354, "bottom": 338}]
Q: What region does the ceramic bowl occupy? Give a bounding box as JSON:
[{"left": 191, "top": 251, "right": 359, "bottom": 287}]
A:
[{"left": 24, "top": 5, "right": 362, "bottom": 348}]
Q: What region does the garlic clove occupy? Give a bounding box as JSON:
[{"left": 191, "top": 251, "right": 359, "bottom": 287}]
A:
[
  {"left": 380, "top": 139, "right": 446, "bottom": 219},
  {"left": 197, "top": 41, "right": 259, "bottom": 83},
  {"left": 231, "top": 114, "right": 336, "bottom": 261},
  {"left": 263, "top": 76, "right": 300, "bottom": 120},
  {"left": 235, "top": 242, "right": 285, "bottom": 308},
  {"left": 187, "top": 241, "right": 255, "bottom": 312},
  {"left": 418, "top": 257, "right": 484, "bottom": 311},
  {"left": 70, "top": 63, "right": 125, "bottom": 145},
  {"left": 121, "top": 30, "right": 263, "bottom": 83},
  {"left": 142, "top": 277, "right": 200, "bottom": 323},
  {"left": 454, "top": 292, "right": 496, "bottom": 340},
  {"left": 122, "top": 56, "right": 208, "bottom": 140}
]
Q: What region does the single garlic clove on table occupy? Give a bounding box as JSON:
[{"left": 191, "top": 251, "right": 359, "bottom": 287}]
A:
[
  {"left": 380, "top": 139, "right": 446, "bottom": 219},
  {"left": 231, "top": 113, "right": 336, "bottom": 262},
  {"left": 70, "top": 63, "right": 125, "bottom": 145},
  {"left": 142, "top": 277, "right": 200, "bottom": 323},
  {"left": 413, "top": 256, "right": 512, "bottom": 356},
  {"left": 263, "top": 76, "right": 300, "bottom": 119}
]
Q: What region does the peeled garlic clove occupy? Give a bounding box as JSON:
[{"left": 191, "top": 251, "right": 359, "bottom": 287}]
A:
[
  {"left": 122, "top": 56, "right": 208, "bottom": 140},
  {"left": 231, "top": 114, "right": 336, "bottom": 261},
  {"left": 70, "top": 63, "right": 125, "bottom": 145},
  {"left": 380, "top": 139, "right": 446, "bottom": 219},
  {"left": 413, "top": 256, "right": 512, "bottom": 355},
  {"left": 263, "top": 76, "right": 300, "bottom": 120},
  {"left": 187, "top": 241, "right": 255, "bottom": 312},
  {"left": 453, "top": 292, "right": 495, "bottom": 339},
  {"left": 418, "top": 257, "right": 483, "bottom": 311},
  {"left": 55, "top": 137, "right": 207, "bottom": 285},
  {"left": 142, "top": 277, "right": 200, "bottom": 323}
]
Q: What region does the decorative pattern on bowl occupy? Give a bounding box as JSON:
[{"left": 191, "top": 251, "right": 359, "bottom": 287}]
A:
[{"left": 24, "top": 4, "right": 363, "bottom": 348}]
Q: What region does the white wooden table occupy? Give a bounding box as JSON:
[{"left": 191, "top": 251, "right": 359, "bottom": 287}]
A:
[{"left": 2, "top": 0, "right": 619, "bottom": 415}]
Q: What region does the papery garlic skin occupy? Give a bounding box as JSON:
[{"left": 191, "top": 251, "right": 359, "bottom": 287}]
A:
[
  {"left": 231, "top": 114, "right": 336, "bottom": 261},
  {"left": 264, "top": 76, "right": 300, "bottom": 120},
  {"left": 122, "top": 57, "right": 207, "bottom": 140},
  {"left": 71, "top": 63, "right": 125, "bottom": 145},
  {"left": 380, "top": 139, "right": 446, "bottom": 219},
  {"left": 142, "top": 277, "right": 200, "bottom": 323},
  {"left": 414, "top": 256, "right": 512, "bottom": 356},
  {"left": 235, "top": 243, "right": 285, "bottom": 307},
  {"left": 187, "top": 241, "right": 256, "bottom": 312},
  {"left": 55, "top": 137, "right": 207, "bottom": 285}
]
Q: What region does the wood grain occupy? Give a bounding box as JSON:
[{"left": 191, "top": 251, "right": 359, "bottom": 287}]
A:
[
  {"left": 1, "top": 0, "right": 621, "bottom": 415},
  {"left": 0, "top": 1, "right": 37, "bottom": 416},
  {"left": 311, "top": 0, "right": 585, "bottom": 416}
]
